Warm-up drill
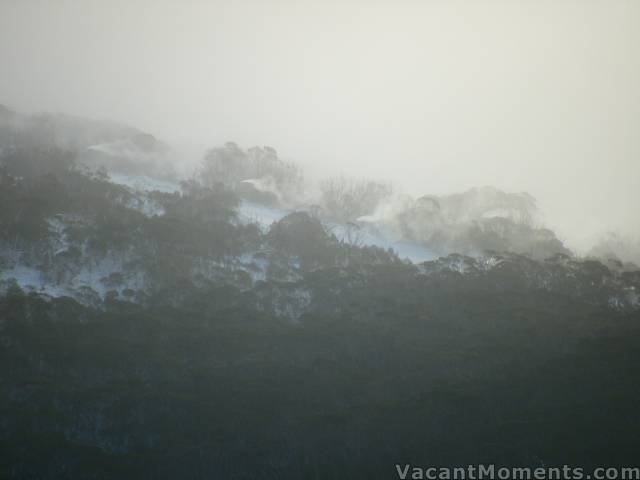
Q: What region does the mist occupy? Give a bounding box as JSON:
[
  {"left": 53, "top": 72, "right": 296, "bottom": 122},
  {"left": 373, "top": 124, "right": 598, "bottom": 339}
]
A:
[
  {"left": 4, "top": 2, "right": 640, "bottom": 476},
  {"left": 1, "top": 0, "right": 638, "bottom": 252}
]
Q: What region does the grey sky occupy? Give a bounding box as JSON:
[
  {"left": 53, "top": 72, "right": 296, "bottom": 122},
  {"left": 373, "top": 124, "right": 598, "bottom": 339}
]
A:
[{"left": 1, "top": 0, "right": 638, "bottom": 250}]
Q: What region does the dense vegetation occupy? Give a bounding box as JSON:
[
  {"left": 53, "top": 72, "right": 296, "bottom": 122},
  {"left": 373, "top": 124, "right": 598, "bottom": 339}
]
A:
[
  {"left": 1, "top": 113, "right": 639, "bottom": 478},
  {"left": 2, "top": 267, "right": 639, "bottom": 479}
]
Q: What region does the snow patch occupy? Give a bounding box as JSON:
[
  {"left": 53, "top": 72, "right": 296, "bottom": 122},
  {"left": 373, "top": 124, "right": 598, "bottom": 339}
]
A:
[
  {"left": 237, "top": 201, "right": 289, "bottom": 230},
  {"left": 47, "top": 216, "right": 72, "bottom": 255},
  {"left": 329, "top": 222, "right": 437, "bottom": 263},
  {"left": 0, "top": 264, "right": 69, "bottom": 297},
  {"left": 109, "top": 173, "right": 180, "bottom": 194},
  {"left": 125, "top": 194, "right": 166, "bottom": 217}
]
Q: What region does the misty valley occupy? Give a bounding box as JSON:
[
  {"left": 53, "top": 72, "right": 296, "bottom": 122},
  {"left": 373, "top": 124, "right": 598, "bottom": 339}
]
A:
[{"left": 0, "top": 106, "right": 639, "bottom": 479}]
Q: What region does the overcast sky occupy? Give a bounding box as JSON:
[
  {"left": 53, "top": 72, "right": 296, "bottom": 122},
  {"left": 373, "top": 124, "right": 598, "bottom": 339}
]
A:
[{"left": 1, "top": 0, "right": 638, "bottom": 250}]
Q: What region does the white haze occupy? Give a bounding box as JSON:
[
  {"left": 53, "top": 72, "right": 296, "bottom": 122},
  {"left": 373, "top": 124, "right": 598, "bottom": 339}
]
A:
[{"left": 1, "top": 0, "right": 638, "bottom": 253}]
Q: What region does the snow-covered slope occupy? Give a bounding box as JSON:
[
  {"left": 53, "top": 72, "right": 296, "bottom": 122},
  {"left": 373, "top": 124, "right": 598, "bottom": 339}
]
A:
[
  {"left": 106, "top": 175, "right": 435, "bottom": 263},
  {"left": 109, "top": 173, "right": 180, "bottom": 194},
  {"left": 3, "top": 170, "right": 635, "bottom": 315},
  {"left": 237, "top": 202, "right": 437, "bottom": 263}
]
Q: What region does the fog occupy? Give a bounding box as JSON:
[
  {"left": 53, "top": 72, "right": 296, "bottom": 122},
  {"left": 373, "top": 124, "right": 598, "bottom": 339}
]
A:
[{"left": 1, "top": 0, "right": 638, "bottom": 252}]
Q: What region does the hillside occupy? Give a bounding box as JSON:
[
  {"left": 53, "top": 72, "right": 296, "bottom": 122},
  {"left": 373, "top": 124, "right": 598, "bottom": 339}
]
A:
[{"left": 1, "top": 109, "right": 639, "bottom": 479}]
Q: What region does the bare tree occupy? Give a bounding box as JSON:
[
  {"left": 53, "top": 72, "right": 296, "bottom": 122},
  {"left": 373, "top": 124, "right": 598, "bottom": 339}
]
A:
[{"left": 319, "top": 175, "right": 392, "bottom": 222}]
